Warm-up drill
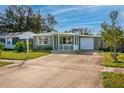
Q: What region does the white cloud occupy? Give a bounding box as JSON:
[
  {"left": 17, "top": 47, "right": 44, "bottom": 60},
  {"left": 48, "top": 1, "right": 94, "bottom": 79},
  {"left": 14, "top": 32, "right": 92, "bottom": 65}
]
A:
[
  {"left": 74, "top": 21, "right": 103, "bottom": 25},
  {"left": 52, "top": 5, "right": 102, "bottom": 15},
  {"left": 52, "top": 7, "right": 82, "bottom": 15}
]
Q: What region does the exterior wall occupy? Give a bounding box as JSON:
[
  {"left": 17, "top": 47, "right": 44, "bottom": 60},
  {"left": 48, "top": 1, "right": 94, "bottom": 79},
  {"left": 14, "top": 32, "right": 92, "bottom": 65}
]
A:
[
  {"left": 0, "top": 38, "right": 5, "bottom": 44},
  {"left": 12, "top": 37, "right": 19, "bottom": 45},
  {"left": 33, "top": 37, "right": 37, "bottom": 49},
  {"left": 5, "top": 37, "right": 14, "bottom": 49},
  {"left": 33, "top": 34, "right": 102, "bottom": 51},
  {"left": 0, "top": 37, "right": 19, "bottom": 49},
  {"left": 33, "top": 36, "right": 53, "bottom": 50},
  {"left": 100, "top": 40, "right": 107, "bottom": 49},
  {"left": 4, "top": 37, "right": 33, "bottom": 49},
  {"left": 79, "top": 37, "right": 81, "bottom": 50},
  {"left": 53, "top": 35, "right": 58, "bottom": 50},
  {"left": 94, "top": 37, "right": 101, "bottom": 50}
]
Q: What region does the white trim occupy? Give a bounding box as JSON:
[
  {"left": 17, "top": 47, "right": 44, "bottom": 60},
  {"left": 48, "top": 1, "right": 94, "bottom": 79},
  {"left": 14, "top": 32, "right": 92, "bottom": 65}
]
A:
[
  {"left": 74, "top": 35, "right": 75, "bottom": 50},
  {"left": 59, "top": 44, "right": 75, "bottom": 51},
  {"left": 33, "top": 32, "right": 79, "bottom": 37},
  {"left": 26, "top": 38, "right": 29, "bottom": 53},
  {"left": 79, "top": 35, "right": 100, "bottom": 38},
  {"left": 53, "top": 35, "right": 54, "bottom": 51},
  {"left": 38, "top": 44, "right": 49, "bottom": 45},
  {"left": 58, "top": 34, "right": 60, "bottom": 51}
]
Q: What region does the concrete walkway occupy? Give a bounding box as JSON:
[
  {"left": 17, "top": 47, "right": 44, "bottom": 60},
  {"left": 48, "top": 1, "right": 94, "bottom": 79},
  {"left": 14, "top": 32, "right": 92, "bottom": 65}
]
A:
[
  {"left": 0, "top": 59, "right": 23, "bottom": 63},
  {"left": 102, "top": 67, "right": 124, "bottom": 73}
]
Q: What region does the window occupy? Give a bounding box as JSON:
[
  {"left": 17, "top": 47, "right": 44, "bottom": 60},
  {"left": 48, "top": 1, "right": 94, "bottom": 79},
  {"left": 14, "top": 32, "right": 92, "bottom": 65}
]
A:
[
  {"left": 38, "top": 37, "right": 48, "bottom": 45},
  {"left": 60, "top": 37, "right": 73, "bottom": 44},
  {"left": 67, "top": 37, "right": 73, "bottom": 44},
  {"left": 6, "top": 38, "right": 12, "bottom": 45},
  {"left": 63, "top": 37, "right": 66, "bottom": 44}
]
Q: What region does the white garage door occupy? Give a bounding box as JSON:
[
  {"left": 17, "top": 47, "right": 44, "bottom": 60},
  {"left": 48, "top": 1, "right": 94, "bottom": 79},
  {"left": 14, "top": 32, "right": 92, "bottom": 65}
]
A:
[{"left": 80, "top": 38, "right": 94, "bottom": 50}]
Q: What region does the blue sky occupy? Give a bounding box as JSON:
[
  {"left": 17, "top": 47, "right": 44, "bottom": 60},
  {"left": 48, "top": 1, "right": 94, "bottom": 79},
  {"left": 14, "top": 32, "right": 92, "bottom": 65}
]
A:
[{"left": 0, "top": 5, "right": 124, "bottom": 35}]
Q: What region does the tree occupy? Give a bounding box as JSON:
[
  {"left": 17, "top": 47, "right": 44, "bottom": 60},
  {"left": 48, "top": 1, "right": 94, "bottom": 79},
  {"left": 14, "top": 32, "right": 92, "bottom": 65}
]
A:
[
  {"left": 31, "top": 14, "right": 45, "bottom": 33},
  {"left": 0, "top": 6, "right": 16, "bottom": 32},
  {"left": 0, "top": 6, "right": 58, "bottom": 33},
  {"left": 45, "top": 13, "right": 57, "bottom": 32},
  {"left": 65, "top": 27, "right": 92, "bottom": 35},
  {"left": 101, "top": 11, "right": 123, "bottom": 62},
  {"left": 25, "top": 6, "right": 34, "bottom": 31},
  {"left": 78, "top": 28, "right": 92, "bottom": 35},
  {"left": 0, "top": 6, "right": 31, "bottom": 32}
]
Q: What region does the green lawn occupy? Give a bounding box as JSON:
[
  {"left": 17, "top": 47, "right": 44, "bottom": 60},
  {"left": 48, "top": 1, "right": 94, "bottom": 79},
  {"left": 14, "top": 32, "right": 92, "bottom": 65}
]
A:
[
  {"left": 102, "top": 72, "right": 124, "bottom": 88},
  {"left": 102, "top": 52, "right": 124, "bottom": 68},
  {"left": 0, "top": 61, "right": 14, "bottom": 67},
  {"left": 0, "top": 50, "right": 51, "bottom": 60}
]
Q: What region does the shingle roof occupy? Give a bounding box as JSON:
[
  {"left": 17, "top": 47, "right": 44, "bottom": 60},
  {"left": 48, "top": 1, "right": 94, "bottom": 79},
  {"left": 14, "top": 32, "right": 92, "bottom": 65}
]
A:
[
  {"left": 0, "top": 31, "right": 36, "bottom": 38},
  {"left": 0, "top": 32, "right": 24, "bottom": 37}
]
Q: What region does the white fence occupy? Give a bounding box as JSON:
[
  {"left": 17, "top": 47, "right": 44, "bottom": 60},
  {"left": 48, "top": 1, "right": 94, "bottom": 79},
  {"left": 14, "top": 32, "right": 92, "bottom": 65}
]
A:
[{"left": 59, "top": 44, "right": 78, "bottom": 51}]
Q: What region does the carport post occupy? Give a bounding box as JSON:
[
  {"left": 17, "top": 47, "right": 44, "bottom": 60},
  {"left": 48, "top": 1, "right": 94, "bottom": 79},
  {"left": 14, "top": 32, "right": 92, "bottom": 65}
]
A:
[
  {"left": 58, "top": 34, "right": 60, "bottom": 51},
  {"left": 26, "top": 38, "right": 29, "bottom": 53},
  {"left": 53, "top": 35, "right": 54, "bottom": 51},
  {"left": 73, "top": 35, "right": 75, "bottom": 50}
]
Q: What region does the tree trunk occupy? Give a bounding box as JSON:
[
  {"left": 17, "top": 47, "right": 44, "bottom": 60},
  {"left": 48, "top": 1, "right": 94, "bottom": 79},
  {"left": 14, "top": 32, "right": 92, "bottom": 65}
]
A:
[
  {"left": 110, "top": 48, "right": 113, "bottom": 56},
  {"left": 0, "top": 50, "right": 2, "bottom": 56},
  {"left": 112, "top": 47, "right": 117, "bottom": 62}
]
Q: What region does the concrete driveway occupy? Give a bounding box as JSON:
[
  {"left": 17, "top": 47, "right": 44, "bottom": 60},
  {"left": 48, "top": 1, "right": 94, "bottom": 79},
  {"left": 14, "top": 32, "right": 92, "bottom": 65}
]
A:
[{"left": 0, "top": 52, "right": 102, "bottom": 88}]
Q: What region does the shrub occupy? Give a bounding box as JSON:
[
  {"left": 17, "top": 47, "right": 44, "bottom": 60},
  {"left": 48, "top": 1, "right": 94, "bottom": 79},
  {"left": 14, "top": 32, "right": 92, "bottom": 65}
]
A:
[
  {"left": 24, "top": 42, "right": 33, "bottom": 50},
  {"left": 0, "top": 42, "right": 4, "bottom": 50},
  {"left": 120, "top": 50, "right": 124, "bottom": 53},
  {"left": 99, "top": 46, "right": 111, "bottom": 52},
  {"left": 0, "top": 42, "right": 5, "bottom": 55},
  {"left": 44, "top": 46, "right": 53, "bottom": 50},
  {"left": 29, "top": 42, "right": 33, "bottom": 50},
  {"left": 15, "top": 41, "right": 25, "bottom": 52}
]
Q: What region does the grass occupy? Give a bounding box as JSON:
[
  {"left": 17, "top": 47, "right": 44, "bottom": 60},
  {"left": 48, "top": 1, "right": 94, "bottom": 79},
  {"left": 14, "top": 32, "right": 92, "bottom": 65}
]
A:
[
  {"left": 102, "top": 52, "right": 124, "bottom": 68},
  {"left": 102, "top": 72, "right": 124, "bottom": 88},
  {"left": 0, "top": 50, "right": 51, "bottom": 60},
  {"left": 0, "top": 61, "right": 14, "bottom": 67}
]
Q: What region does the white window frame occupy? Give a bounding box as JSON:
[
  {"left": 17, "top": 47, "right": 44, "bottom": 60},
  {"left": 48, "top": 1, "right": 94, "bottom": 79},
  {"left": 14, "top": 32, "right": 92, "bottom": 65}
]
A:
[
  {"left": 6, "top": 37, "right": 12, "bottom": 46},
  {"left": 60, "top": 36, "right": 73, "bottom": 45},
  {"left": 38, "top": 36, "right": 48, "bottom": 45}
]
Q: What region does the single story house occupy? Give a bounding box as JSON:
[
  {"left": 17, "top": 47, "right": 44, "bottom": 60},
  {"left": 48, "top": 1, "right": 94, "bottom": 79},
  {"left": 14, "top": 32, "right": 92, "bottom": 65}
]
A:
[
  {"left": 0, "top": 31, "right": 36, "bottom": 50},
  {"left": 33, "top": 32, "right": 102, "bottom": 51}
]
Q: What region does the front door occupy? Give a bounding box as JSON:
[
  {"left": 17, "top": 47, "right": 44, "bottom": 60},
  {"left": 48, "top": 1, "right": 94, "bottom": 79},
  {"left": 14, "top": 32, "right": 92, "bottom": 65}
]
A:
[{"left": 5, "top": 37, "right": 13, "bottom": 49}]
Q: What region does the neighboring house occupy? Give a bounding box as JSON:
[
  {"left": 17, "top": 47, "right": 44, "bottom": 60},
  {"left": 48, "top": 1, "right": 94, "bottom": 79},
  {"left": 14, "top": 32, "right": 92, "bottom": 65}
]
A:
[
  {"left": 33, "top": 32, "right": 102, "bottom": 51},
  {"left": 0, "top": 31, "right": 36, "bottom": 49}
]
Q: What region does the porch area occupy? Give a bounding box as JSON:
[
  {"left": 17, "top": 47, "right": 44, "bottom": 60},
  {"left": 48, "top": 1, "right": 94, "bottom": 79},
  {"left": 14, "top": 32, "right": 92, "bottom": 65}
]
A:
[{"left": 53, "top": 33, "right": 79, "bottom": 51}]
